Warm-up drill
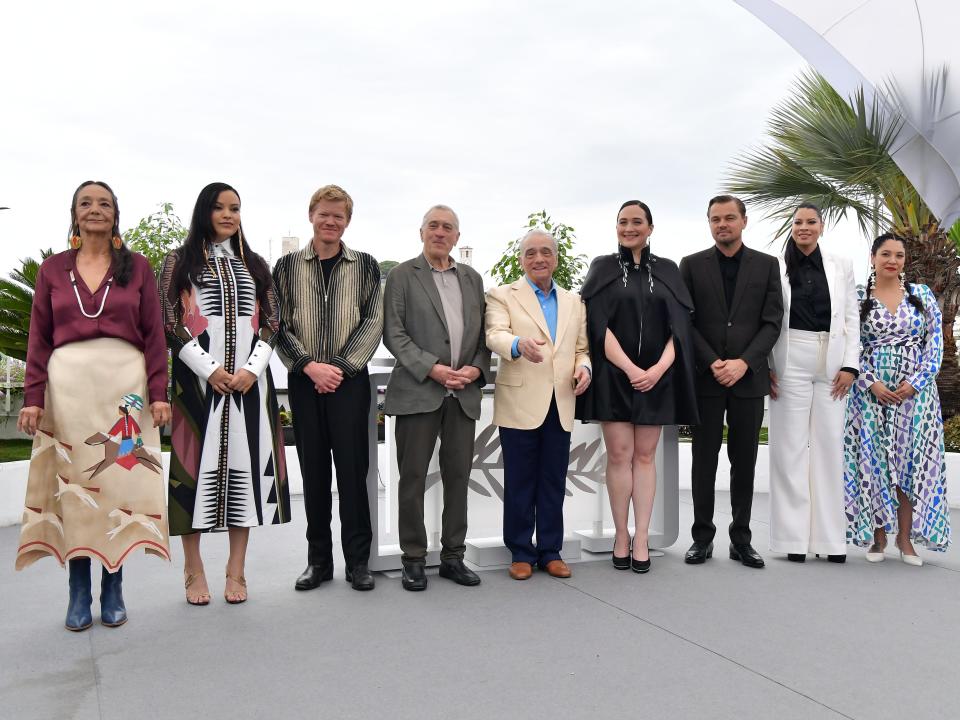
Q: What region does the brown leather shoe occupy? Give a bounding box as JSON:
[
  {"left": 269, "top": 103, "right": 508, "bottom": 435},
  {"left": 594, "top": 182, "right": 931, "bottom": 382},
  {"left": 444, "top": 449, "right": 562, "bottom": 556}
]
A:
[
  {"left": 508, "top": 562, "right": 533, "bottom": 580},
  {"left": 544, "top": 560, "right": 572, "bottom": 578}
]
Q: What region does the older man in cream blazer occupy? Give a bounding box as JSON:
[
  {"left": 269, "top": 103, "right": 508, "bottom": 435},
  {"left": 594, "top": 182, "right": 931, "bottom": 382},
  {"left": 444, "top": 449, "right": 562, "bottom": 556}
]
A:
[{"left": 486, "top": 229, "right": 591, "bottom": 581}]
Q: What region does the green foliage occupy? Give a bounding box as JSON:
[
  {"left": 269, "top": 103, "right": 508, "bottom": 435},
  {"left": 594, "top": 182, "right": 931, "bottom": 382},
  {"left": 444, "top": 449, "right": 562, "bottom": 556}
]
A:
[
  {"left": 124, "top": 202, "right": 187, "bottom": 273},
  {"left": 489, "top": 210, "right": 588, "bottom": 290},
  {"left": 725, "top": 69, "right": 911, "bottom": 240},
  {"left": 944, "top": 414, "right": 960, "bottom": 453},
  {"left": 0, "top": 249, "right": 53, "bottom": 361},
  {"left": 0, "top": 439, "right": 34, "bottom": 463},
  {"left": 949, "top": 219, "right": 960, "bottom": 253},
  {"left": 378, "top": 259, "right": 399, "bottom": 277}
]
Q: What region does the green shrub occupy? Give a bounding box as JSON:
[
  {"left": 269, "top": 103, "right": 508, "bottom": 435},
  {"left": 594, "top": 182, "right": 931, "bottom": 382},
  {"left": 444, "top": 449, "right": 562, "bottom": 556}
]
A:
[{"left": 944, "top": 415, "right": 960, "bottom": 453}]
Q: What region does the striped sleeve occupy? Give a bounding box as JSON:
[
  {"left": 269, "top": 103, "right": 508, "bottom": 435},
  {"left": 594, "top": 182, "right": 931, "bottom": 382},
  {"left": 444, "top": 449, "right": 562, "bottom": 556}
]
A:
[
  {"left": 331, "top": 254, "right": 384, "bottom": 376},
  {"left": 272, "top": 254, "right": 313, "bottom": 373}
]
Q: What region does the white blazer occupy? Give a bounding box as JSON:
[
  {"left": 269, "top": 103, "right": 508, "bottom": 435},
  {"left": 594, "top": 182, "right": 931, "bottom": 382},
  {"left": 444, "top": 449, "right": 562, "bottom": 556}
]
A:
[{"left": 768, "top": 250, "right": 860, "bottom": 379}]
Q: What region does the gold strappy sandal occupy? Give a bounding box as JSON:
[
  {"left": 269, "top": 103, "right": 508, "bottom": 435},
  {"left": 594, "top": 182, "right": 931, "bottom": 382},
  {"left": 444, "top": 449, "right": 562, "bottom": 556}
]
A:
[
  {"left": 184, "top": 571, "right": 211, "bottom": 606},
  {"left": 224, "top": 574, "right": 247, "bottom": 604}
]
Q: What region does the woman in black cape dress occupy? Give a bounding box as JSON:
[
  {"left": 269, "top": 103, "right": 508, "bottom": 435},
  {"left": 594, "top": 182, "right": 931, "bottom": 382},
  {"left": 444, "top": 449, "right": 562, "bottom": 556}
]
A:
[{"left": 576, "top": 200, "right": 698, "bottom": 572}]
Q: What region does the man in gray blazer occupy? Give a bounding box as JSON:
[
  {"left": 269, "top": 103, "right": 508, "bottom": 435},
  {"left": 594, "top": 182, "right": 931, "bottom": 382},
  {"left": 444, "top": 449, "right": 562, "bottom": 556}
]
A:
[{"left": 383, "top": 205, "right": 491, "bottom": 591}]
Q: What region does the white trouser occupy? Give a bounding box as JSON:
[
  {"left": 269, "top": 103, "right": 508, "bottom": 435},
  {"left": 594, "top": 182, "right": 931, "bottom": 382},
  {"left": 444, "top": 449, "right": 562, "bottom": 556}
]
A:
[{"left": 768, "top": 330, "right": 847, "bottom": 555}]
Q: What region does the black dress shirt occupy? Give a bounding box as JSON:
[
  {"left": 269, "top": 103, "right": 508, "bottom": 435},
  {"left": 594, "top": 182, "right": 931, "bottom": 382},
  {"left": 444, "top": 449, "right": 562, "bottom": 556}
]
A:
[
  {"left": 785, "top": 246, "right": 858, "bottom": 377},
  {"left": 788, "top": 246, "right": 831, "bottom": 331},
  {"left": 715, "top": 246, "right": 743, "bottom": 307}
]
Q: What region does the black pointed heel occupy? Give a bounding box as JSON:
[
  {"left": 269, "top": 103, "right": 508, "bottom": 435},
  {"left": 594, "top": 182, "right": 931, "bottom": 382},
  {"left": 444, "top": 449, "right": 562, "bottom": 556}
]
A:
[{"left": 612, "top": 535, "right": 631, "bottom": 570}]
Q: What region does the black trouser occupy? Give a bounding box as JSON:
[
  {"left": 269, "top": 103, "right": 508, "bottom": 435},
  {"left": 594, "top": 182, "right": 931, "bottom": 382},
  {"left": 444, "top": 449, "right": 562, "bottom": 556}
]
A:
[
  {"left": 690, "top": 392, "right": 765, "bottom": 546},
  {"left": 395, "top": 397, "right": 476, "bottom": 564},
  {"left": 289, "top": 369, "right": 372, "bottom": 568}
]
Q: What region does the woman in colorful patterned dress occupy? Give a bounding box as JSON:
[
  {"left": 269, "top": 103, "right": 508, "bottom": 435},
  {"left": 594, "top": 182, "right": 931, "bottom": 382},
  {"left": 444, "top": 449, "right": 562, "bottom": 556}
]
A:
[
  {"left": 17, "top": 180, "right": 172, "bottom": 631},
  {"left": 844, "top": 233, "right": 951, "bottom": 565},
  {"left": 159, "top": 182, "right": 290, "bottom": 605}
]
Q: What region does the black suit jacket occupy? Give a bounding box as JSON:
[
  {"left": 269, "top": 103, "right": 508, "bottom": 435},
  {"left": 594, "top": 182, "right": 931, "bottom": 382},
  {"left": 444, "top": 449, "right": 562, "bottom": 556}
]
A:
[{"left": 679, "top": 245, "right": 783, "bottom": 398}]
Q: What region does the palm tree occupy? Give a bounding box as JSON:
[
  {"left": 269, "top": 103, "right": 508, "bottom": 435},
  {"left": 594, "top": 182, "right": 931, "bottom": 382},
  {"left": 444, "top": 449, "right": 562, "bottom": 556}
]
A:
[
  {"left": 725, "top": 70, "right": 960, "bottom": 418},
  {"left": 0, "top": 249, "right": 53, "bottom": 361}
]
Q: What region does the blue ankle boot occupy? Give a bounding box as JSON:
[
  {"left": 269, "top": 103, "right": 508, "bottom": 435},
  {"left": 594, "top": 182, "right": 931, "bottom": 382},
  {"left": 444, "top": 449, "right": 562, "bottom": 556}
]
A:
[
  {"left": 65, "top": 558, "right": 93, "bottom": 631},
  {"left": 100, "top": 566, "right": 127, "bottom": 627}
]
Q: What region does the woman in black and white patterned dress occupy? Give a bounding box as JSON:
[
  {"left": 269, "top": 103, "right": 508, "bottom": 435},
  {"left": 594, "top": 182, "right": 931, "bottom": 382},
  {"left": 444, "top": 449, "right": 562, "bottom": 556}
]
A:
[{"left": 159, "top": 182, "right": 290, "bottom": 605}]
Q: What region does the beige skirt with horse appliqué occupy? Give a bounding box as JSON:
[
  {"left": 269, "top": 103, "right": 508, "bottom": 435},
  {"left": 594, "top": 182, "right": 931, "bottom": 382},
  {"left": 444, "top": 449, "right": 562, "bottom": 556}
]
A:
[{"left": 16, "top": 338, "right": 170, "bottom": 571}]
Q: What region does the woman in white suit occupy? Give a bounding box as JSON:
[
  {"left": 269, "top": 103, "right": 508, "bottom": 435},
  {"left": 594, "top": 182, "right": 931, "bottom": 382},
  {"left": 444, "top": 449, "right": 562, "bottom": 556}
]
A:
[{"left": 768, "top": 203, "right": 859, "bottom": 563}]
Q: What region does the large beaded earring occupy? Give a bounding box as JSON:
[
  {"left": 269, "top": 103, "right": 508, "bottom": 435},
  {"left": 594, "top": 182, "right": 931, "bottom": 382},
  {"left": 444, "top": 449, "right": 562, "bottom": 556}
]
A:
[
  {"left": 868, "top": 266, "right": 876, "bottom": 289},
  {"left": 112, "top": 235, "right": 122, "bottom": 250},
  {"left": 70, "top": 235, "right": 82, "bottom": 250},
  {"left": 898, "top": 271, "right": 906, "bottom": 293}
]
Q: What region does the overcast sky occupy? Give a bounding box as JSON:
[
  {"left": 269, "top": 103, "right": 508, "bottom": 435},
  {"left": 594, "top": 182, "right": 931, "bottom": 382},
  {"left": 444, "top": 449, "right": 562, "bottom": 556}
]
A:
[{"left": 0, "top": 0, "right": 873, "bottom": 284}]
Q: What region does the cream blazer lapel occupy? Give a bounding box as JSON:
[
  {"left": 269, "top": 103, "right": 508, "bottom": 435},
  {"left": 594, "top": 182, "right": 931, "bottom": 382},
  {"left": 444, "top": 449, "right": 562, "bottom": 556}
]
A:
[
  {"left": 513, "top": 279, "right": 553, "bottom": 344},
  {"left": 553, "top": 287, "right": 573, "bottom": 348}
]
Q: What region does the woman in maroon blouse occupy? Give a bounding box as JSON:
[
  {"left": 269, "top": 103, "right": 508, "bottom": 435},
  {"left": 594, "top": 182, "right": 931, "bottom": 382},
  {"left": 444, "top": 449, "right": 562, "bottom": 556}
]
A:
[{"left": 16, "top": 180, "right": 172, "bottom": 632}]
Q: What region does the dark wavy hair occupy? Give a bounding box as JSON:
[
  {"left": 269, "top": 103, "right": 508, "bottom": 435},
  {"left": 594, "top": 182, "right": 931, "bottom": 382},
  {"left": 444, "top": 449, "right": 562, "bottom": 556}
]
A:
[
  {"left": 784, "top": 202, "right": 823, "bottom": 280},
  {"left": 860, "top": 232, "right": 925, "bottom": 322},
  {"left": 169, "top": 182, "right": 273, "bottom": 310},
  {"left": 69, "top": 180, "right": 134, "bottom": 286}
]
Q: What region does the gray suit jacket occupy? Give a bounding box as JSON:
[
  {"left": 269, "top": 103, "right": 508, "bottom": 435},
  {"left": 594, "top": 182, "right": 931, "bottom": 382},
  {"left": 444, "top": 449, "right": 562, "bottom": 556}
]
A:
[{"left": 383, "top": 254, "right": 490, "bottom": 419}]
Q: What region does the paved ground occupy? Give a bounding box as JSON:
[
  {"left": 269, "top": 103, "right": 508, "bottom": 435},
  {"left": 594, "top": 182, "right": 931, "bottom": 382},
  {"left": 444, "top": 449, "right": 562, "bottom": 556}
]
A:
[{"left": 2, "top": 491, "right": 958, "bottom": 720}]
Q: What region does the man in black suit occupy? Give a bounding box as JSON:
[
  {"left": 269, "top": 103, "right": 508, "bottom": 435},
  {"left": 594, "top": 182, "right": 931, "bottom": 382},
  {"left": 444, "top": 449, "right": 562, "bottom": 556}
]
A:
[{"left": 679, "top": 195, "right": 783, "bottom": 568}]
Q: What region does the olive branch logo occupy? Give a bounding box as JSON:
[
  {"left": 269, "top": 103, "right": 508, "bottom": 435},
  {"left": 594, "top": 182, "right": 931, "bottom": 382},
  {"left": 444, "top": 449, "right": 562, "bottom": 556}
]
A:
[{"left": 423, "top": 423, "right": 606, "bottom": 501}]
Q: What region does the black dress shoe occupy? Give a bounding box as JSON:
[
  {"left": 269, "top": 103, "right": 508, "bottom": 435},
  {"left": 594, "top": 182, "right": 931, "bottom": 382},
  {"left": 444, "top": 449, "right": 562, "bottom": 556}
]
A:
[
  {"left": 345, "top": 564, "right": 375, "bottom": 591},
  {"left": 401, "top": 561, "right": 427, "bottom": 591},
  {"left": 631, "top": 557, "right": 651, "bottom": 574},
  {"left": 787, "top": 553, "right": 806, "bottom": 563},
  {"left": 295, "top": 564, "right": 333, "bottom": 591},
  {"left": 827, "top": 554, "right": 846, "bottom": 564},
  {"left": 729, "top": 543, "right": 765, "bottom": 568},
  {"left": 438, "top": 559, "right": 481, "bottom": 586},
  {"left": 684, "top": 542, "right": 713, "bottom": 565}
]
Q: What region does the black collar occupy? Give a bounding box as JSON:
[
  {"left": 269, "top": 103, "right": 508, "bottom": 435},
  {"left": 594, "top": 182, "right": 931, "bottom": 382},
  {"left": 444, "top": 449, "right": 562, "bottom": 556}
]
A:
[{"left": 715, "top": 245, "right": 744, "bottom": 262}]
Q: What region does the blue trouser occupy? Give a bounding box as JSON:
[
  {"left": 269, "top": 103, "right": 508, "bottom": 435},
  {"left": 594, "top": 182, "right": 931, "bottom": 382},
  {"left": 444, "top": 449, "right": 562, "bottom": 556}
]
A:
[{"left": 499, "top": 396, "right": 570, "bottom": 567}]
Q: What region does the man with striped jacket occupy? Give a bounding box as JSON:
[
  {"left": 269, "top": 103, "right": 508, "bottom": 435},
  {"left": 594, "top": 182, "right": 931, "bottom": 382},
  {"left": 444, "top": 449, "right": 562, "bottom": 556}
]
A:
[{"left": 273, "top": 184, "right": 383, "bottom": 592}]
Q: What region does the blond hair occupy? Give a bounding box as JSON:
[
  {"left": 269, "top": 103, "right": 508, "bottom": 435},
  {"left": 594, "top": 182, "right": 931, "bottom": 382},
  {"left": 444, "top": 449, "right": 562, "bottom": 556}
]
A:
[{"left": 308, "top": 184, "right": 354, "bottom": 220}]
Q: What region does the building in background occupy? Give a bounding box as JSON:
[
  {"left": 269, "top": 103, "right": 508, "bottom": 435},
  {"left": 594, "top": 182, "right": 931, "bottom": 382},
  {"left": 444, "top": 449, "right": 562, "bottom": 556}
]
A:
[
  {"left": 458, "top": 244, "right": 473, "bottom": 267},
  {"left": 281, "top": 236, "right": 300, "bottom": 256}
]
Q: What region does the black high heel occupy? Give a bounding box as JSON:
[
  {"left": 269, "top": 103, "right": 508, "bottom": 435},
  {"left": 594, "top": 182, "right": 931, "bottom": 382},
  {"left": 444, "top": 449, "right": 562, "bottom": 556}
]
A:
[
  {"left": 631, "top": 539, "right": 651, "bottom": 574},
  {"left": 612, "top": 536, "right": 631, "bottom": 570}
]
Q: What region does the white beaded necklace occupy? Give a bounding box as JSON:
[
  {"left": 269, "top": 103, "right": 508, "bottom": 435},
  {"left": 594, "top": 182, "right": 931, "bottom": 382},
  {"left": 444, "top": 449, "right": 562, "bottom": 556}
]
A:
[{"left": 69, "top": 269, "right": 114, "bottom": 319}]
